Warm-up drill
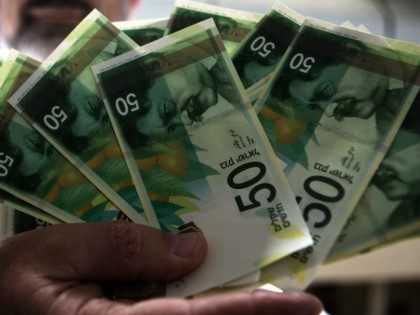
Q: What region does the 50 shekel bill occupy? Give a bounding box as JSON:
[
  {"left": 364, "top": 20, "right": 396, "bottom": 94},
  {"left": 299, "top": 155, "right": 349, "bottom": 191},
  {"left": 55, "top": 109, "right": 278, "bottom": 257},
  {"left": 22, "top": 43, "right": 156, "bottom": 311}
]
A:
[
  {"left": 8, "top": 10, "right": 151, "bottom": 225},
  {"left": 166, "top": 0, "right": 262, "bottom": 55},
  {"left": 0, "top": 50, "right": 143, "bottom": 224},
  {"left": 327, "top": 36, "right": 420, "bottom": 262},
  {"left": 232, "top": 1, "right": 304, "bottom": 96},
  {"left": 256, "top": 18, "right": 419, "bottom": 290},
  {"left": 93, "top": 19, "right": 312, "bottom": 297},
  {"left": 115, "top": 18, "right": 168, "bottom": 46},
  {"left": 329, "top": 86, "right": 420, "bottom": 262}
]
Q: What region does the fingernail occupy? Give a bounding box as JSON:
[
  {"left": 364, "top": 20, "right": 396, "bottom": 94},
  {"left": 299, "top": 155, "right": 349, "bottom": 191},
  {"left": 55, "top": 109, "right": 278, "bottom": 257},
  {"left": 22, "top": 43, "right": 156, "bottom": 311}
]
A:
[{"left": 168, "top": 233, "right": 200, "bottom": 258}]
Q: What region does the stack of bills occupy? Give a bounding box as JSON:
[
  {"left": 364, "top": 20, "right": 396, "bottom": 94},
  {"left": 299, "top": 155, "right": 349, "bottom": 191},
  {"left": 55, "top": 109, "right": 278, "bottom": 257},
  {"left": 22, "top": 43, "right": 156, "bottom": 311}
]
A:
[{"left": 0, "top": 0, "right": 418, "bottom": 297}]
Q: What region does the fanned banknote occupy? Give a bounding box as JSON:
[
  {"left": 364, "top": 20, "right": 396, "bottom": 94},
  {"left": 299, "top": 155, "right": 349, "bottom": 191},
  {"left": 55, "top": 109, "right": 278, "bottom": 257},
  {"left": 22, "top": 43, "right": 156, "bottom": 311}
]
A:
[
  {"left": 166, "top": 0, "right": 262, "bottom": 55},
  {"left": 232, "top": 1, "right": 304, "bottom": 96},
  {"left": 0, "top": 50, "right": 146, "bottom": 224},
  {"left": 255, "top": 18, "right": 419, "bottom": 290},
  {"left": 93, "top": 19, "right": 311, "bottom": 297},
  {"left": 223, "top": 18, "right": 363, "bottom": 290},
  {"left": 328, "top": 41, "right": 420, "bottom": 262},
  {"left": 8, "top": 10, "right": 152, "bottom": 225},
  {"left": 115, "top": 18, "right": 168, "bottom": 46}
]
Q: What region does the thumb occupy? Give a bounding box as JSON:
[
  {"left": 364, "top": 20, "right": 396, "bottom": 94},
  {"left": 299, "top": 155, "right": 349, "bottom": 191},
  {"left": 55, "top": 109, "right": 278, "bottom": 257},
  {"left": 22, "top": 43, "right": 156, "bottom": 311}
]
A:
[{"left": 13, "top": 221, "right": 207, "bottom": 282}]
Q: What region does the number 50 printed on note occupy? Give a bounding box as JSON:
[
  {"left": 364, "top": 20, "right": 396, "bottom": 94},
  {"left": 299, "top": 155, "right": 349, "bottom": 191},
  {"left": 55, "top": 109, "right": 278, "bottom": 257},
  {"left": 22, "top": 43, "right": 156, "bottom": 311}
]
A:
[{"left": 93, "top": 19, "right": 312, "bottom": 297}]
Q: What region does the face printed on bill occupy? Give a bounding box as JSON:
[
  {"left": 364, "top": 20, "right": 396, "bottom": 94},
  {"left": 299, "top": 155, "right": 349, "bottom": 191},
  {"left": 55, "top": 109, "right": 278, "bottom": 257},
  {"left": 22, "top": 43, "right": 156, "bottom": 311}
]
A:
[
  {"left": 3, "top": 114, "right": 53, "bottom": 192},
  {"left": 133, "top": 62, "right": 219, "bottom": 139},
  {"left": 287, "top": 64, "right": 390, "bottom": 121},
  {"left": 374, "top": 138, "right": 420, "bottom": 201}
]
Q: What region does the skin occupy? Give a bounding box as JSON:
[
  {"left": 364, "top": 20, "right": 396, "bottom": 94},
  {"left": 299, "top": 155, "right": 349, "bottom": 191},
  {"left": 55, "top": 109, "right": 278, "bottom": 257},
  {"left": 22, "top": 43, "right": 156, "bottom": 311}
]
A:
[
  {"left": 136, "top": 63, "right": 218, "bottom": 138},
  {"left": 0, "top": 0, "right": 140, "bottom": 41},
  {"left": 0, "top": 0, "right": 140, "bottom": 59},
  {"left": 288, "top": 63, "right": 390, "bottom": 121},
  {"left": 0, "top": 222, "right": 323, "bottom": 315},
  {"left": 0, "top": 1, "right": 323, "bottom": 313}
]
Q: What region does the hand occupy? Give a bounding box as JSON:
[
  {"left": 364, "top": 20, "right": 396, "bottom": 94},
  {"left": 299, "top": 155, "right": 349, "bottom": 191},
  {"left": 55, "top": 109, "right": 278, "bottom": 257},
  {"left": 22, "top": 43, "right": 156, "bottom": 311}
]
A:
[{"left": 0, "top": 221, "right": 322, "bottom": 314}]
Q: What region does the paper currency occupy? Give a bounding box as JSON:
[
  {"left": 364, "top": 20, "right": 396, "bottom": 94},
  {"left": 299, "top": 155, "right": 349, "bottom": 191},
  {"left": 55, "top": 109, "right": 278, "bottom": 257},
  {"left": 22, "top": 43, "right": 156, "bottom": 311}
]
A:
[
  {"left": 0, "top": 50, "right": 145, "bottom": 224},
  {"left": 8, "top": 10, "right": 151, "bottom": 225},
  {"left": 327, "top": 36, "right": 420, "bottom": 262},
  {"left": 340, "top": 21, "right": 356, "bottom": 30},
  {"left": 227, "top": 20, "right": 362, "bottom": 288},
  {"left": 329, "top": 87, "right": 420, "bottom": 262},
  {"left": 115, "top": 18, "right": 168, "bottom": 46},
  {"left": 93, "top": 19, "right": 311, "bottom": 297},
  {"left": 166, "top": 0, "right": 262, "bottom": 55},
  {"left": 231, "top": 1, "right": 304, "bottom": 94},
  {"left": 255, "top": 18, "right": 419, "bottom": 290}
]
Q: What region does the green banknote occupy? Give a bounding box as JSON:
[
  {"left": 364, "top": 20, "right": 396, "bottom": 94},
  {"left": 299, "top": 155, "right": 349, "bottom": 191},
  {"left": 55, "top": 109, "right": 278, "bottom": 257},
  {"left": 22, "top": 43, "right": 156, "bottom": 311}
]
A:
[
  {"left": 115, "top": 18, "right": 168, "bottom": 46},
  {"left": 327, "top": 34, "right": 420, "bottom": 262},
  {"left": 0, "top": 50, "right": 144, "bottom": 223},
  {"left": 93, "top": 19, "right": 311, "bottom": 297},
  {"left": 8, "top": 10, "right": 151, "bottom": 225},
  {"left": 166, "top": 0, "right": 262, "bottom": 55},
  {"left": 225, "top": 18, "right": 360, "bottom": 288},
  {"left": 329, "top": 91, "right": 420, "bottom": 262},
  {"left": 255, "top": 18, "right": 419, "bottom": 290},
  {"left": 232, "top": 1, "right": 304, "bottom": 94}
]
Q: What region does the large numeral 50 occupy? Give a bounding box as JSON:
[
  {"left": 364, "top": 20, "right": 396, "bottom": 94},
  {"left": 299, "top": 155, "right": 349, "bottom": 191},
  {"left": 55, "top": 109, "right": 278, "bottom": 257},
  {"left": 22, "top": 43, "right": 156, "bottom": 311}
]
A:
[
  {"left": 0, "top": 153, "right": 14, "bottom": 177},
  {"left": 228, "top": 162, "right": 276, "bottom": 212},
  {"left": 43, "top": 106, "right": 68, "bottom": 131},
  {"left": 290, "top": 53, "right": 316, "bottom": 73},
  {"left": 250, "top": 36, "right": 276, "bottom": 58}
]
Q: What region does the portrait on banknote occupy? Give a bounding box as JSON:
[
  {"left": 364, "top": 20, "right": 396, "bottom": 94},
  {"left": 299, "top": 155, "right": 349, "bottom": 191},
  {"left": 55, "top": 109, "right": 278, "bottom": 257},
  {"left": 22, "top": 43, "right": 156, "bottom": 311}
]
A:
[
  {"left": 0, "top": 100, "right": 109, "bottom": 217},
  {"left": 372, "top": 96, "right": 420, "bottom": 230},
  {"left": 268, "top": 39, "right": 409, "bottom": 138}
]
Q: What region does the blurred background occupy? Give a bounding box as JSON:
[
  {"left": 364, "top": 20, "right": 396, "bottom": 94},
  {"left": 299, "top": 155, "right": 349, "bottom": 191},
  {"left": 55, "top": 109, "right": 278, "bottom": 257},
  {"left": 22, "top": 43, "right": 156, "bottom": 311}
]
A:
[{"left": 133, "top": 1, "right": 420, "bottom": 314}]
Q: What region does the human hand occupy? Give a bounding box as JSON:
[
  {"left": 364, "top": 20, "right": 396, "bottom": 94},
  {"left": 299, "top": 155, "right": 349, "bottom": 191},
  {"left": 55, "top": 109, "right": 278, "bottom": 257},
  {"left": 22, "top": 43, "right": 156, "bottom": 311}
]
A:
[{"left": 0, "top": 221, "right": 322, "bottom": 315}]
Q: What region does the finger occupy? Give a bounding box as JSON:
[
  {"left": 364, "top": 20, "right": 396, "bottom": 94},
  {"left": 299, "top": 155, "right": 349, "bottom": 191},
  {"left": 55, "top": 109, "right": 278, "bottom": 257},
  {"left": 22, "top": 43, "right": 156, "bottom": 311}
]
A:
[
  {"left": 9, "top": 221, "right": 207, "bottom": 282},
  {"left": 51, "top": 291, "right": 322, "bottom": 315},
  {"left": 121, "top": 291, "right": 323, "bottom": 315}
]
